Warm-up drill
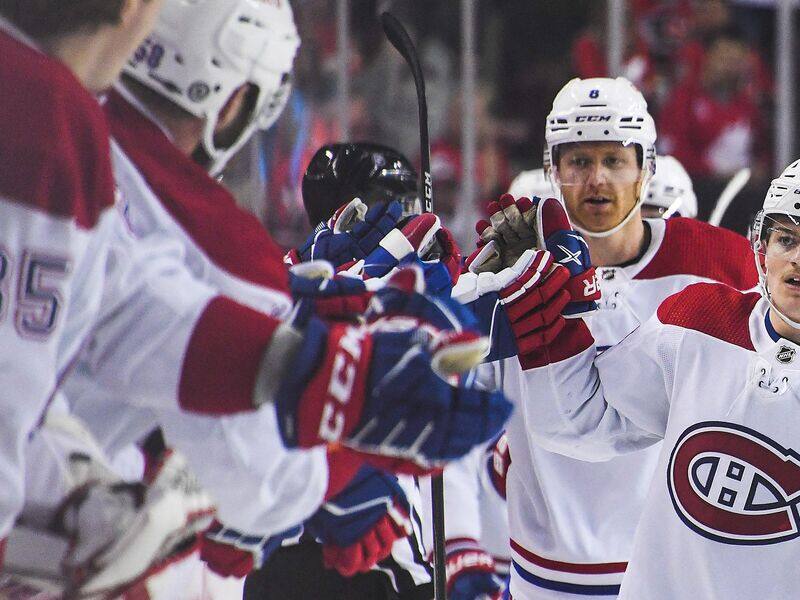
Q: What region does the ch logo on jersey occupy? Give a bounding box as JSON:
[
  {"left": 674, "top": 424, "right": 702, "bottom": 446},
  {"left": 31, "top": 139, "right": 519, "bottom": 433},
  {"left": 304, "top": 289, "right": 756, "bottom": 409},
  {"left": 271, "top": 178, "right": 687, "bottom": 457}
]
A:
[{"left": 667, "top": 422, "right": 800, "bottom": 545}]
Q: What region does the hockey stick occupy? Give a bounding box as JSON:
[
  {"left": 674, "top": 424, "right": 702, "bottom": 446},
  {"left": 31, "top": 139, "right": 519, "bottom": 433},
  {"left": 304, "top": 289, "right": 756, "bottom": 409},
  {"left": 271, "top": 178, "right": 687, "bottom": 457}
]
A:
[
  {"left": 708, "top": 167, "right": 751, "bottom": 227},
  {"left": 380, "top": 12, "right": 446, "bottom": 600},
  {"left": 381, "top": 12, "right": 433, "bottom": 214}
]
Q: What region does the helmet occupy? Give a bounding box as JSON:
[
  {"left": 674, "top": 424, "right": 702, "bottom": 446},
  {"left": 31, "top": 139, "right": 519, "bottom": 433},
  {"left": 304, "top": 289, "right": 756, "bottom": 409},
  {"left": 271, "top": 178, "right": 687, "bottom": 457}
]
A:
[
  {"left": 507, "top": 168, "right": 556, "bottom": 200},
  {"left": 302, "top": 143, "right": 420, "bottom": 226},
  {"left": 124, "top": 0, "right": 299, "bottom": 176},
  {"left": 544, "top": 77, "right": 657, "bottom": 237},
  {"left": 751, "top": 159, "right": 800, "bottom": 329},
  {"left": 642, "top": 155, "right": 697, "bottom": 219}
]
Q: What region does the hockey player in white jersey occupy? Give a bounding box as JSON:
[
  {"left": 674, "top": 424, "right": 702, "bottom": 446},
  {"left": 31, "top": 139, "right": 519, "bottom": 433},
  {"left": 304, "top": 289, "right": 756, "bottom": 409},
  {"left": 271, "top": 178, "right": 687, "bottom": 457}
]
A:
[
  {"left": 458, "top": 77, "right": 756, "bottom": 598},
  {"left": 640, "top": 155, "right": 698, "bottom": 219},
  {"left": 492, "top": 158, "right": 800, "bottom": 599},
  {"left": 61, "top": 1, "right": 511, "bottom": 596}
]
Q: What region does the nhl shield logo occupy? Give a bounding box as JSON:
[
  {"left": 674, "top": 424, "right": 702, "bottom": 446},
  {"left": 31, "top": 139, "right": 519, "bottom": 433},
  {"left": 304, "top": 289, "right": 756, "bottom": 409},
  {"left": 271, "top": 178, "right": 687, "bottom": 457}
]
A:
[{"left": 777, "top": 345, "right": 796, "bottom": 364}]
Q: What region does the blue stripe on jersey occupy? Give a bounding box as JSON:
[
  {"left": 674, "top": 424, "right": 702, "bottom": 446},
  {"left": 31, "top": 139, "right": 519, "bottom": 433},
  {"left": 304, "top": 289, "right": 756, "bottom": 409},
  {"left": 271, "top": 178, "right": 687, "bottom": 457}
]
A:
[
  {"left": 764, "top": 311, "right": 781, "bottom": 342},
  {"left": 512, "top": 561, "right": 620, "bottom": 597}
]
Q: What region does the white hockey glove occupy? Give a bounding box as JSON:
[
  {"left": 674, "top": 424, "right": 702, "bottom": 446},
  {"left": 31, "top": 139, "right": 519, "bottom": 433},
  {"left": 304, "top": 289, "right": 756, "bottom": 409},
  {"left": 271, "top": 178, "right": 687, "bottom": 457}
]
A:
[{"left": 4, "top": 450, "right": 214, "bottom": 599}]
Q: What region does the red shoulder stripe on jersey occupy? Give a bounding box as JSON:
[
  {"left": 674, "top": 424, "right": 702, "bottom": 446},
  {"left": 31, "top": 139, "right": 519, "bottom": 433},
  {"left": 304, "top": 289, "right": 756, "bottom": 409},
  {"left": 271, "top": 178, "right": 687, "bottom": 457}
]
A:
[
  {"left": 510, "top": 539, "right": 627, "bottom": 575},
  {"left": 656, "top": 283, "right": 759, "bottom": 350},
  {"left": 179, "top": 297, "right": 281, "bottom": 415},
  {"left": 0, "top": 31, "right": 114, "bottom": 229},
  {"left": 105, "top": 91, "right": 289, "bottom": 294},
  {"left": 636, "top": 218, "right": 757, "bottom": 290}
]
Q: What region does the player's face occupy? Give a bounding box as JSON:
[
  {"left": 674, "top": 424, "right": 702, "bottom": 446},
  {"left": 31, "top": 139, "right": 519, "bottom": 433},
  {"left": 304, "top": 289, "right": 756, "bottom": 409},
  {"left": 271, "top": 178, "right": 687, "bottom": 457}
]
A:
[
  {"left": 764, "top": 216, "right": 800, "bottom": 321},
  {"left": 556, "top": 142, "right": 643, "bottom": 233}
]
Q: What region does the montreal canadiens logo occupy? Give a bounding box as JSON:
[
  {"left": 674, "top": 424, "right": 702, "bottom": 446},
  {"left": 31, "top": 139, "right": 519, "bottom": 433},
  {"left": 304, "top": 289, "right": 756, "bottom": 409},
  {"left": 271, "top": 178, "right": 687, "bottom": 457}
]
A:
[{"left": 667, "top": 422, "right": 800, "bottom": 545}]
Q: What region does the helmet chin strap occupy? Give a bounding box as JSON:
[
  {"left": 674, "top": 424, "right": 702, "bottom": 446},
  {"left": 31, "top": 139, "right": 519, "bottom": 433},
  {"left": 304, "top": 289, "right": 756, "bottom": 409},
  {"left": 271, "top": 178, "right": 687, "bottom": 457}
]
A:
[{"left": 754, "top": 245, "right": 800, "bottom": 331}]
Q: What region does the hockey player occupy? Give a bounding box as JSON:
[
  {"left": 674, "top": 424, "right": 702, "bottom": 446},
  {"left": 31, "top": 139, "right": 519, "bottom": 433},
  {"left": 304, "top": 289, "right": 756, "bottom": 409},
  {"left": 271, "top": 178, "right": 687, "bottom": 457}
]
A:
[
  {"left": 0, "top": 1, "right": 510, "bottom": 594},
  {"left": 62, "top": 1, "right": 510, "bottom": 595},
  {"left": 0, "top": 1, "right": 209, "bottom": 592},
  {"left": 249, "top": 142, "right": 440, "bottom": 600},
  {"left": 461, "top": 77, "right": 756, "bottom": 598},
  {"left": 490, "top": 158, "right": 800, "bottom": 598},
  {"left": 640, "top": 155, "right": 698, "bottom": 219}
]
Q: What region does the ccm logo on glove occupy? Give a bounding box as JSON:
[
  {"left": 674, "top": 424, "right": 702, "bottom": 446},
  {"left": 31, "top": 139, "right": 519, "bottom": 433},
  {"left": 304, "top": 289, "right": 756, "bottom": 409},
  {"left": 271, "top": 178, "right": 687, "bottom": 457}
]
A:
[{"left": 319, "top": 326, "right": 369, "bottom": 443}]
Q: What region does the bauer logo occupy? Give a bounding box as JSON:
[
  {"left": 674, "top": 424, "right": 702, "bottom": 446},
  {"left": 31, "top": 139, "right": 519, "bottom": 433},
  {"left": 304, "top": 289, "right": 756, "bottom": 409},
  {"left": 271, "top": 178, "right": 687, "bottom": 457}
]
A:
[
  {"left": 777, "top": 345, "right": 795, "bottom": 364},
  {"left": 667, "top": 422, "right": 800, "bottom": 545},
  {"left": 575, "top": 115, "right": 612, "bottom": 122}
]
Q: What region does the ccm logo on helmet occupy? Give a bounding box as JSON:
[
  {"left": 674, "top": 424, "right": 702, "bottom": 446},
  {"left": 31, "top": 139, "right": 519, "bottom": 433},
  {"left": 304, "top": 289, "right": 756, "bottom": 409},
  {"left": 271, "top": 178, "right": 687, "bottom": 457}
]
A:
[
  {"left": 667, "top": 422, "right": 800, "bottom": 545},
  {"left": 575, "top": 115, "right": 612, "bottom": 123}
]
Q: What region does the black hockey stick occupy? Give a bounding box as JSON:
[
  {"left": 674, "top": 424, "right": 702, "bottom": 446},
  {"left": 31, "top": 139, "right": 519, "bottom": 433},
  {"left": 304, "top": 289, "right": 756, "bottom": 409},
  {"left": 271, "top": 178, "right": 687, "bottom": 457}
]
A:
[
  {"left": 381, "top": 12, "right": 433, "bottom": 214},
  {"left": 380, "top": 12, "right": 445, "bottom": 600}
]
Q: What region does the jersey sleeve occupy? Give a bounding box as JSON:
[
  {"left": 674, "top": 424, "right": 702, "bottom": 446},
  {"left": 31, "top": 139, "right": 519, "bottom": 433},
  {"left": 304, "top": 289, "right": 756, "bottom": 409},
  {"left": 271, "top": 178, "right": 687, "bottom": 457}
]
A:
[{"left": 501, "top": 316, "right": 676, "bottom": 463}]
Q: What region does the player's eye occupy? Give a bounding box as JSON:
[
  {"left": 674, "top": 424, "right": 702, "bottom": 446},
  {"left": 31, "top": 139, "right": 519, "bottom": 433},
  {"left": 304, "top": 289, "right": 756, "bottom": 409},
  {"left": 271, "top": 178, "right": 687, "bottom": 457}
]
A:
[{"left": 568, "top": 156, "right": 591, "bottom": 168}]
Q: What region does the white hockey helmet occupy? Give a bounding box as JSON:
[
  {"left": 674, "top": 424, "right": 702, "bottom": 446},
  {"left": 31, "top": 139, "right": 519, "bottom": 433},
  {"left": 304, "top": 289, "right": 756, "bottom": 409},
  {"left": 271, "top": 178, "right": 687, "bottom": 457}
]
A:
[
  {"left": 507, "top": 168, "right": 556, "bottom": 200},
  {"left": 642, "top": 155, "right": 697, "bottom": 219},
  {"left": 124, "top": 0, "right": 300, "bottom": 176},
  {"left": 751, "top": 159, "right": 800, "bottom": 329},
  {"left": 544, "top": 77, "right": 657, "bottom": 237}
]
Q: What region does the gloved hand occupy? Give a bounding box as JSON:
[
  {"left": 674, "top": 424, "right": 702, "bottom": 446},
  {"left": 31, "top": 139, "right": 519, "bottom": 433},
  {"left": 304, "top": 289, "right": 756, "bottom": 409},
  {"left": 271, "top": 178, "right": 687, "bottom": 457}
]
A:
[
  {"left": 486, "top": 194, "right": 599, "bottom": 317},
  {"left": 286, "top": 199, "right": 403, "bottom": 268},
  {"left": 487, "top": 432, "right": 510, "bottom": 500},
  {"left": 273, "top": 267, "right": 512, "bottom": 475},
  {"left": 455, "top": 249, "right": 571, "bottom": 362},
  {"left": 305, "top": 465, "right": 412, "bottom": 577},
  {"left": 289, "top": 261, "right": 376, "bottom": 320},
  {"left": 200, "top": 521, "right": 301, "bottom": 578},
  {"left": 358, "top": 213, "right": 462, "bottom": 297},
  {"left": 445, "top": 538, "right": 506, "bottom": 600}
]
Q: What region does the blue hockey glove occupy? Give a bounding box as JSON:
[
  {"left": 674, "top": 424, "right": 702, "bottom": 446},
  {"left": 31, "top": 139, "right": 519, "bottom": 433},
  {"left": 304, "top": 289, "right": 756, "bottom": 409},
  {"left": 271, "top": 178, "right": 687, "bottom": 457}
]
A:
[
  {"left": 272, "top": 268, "right": 512, "bottom": 474},
  {"left": 288, "top": 199, "right": 403, "bottom": 268},
  {"left": 305, "top": 465, "right": 411, "bottom": 576}
]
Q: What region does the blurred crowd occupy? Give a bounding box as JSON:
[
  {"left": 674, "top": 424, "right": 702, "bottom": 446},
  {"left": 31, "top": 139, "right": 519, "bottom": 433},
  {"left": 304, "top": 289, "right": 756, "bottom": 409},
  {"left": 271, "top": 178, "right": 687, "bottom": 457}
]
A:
[{"left": 223, "top": 0, "right": 787, "bottom": 248}]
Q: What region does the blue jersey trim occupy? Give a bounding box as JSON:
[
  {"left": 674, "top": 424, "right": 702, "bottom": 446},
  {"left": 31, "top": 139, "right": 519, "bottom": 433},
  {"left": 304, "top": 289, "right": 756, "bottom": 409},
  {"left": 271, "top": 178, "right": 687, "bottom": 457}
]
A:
[
  {"left": 764, "top": 311, "right": 781, "bottom": 343},
  {"left": 512, "top": 561, "right": 620, "bottom": 597}
]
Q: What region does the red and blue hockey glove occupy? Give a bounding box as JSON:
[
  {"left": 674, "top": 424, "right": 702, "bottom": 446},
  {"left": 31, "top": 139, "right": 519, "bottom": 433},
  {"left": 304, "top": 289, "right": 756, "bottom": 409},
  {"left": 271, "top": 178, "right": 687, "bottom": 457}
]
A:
[
  {"left": 289, "top": 261, "right": 374, "bottom": 320},
  {"left": 305, "top": 465, "right": 412, "bottom": 577},
  {"left": 273, "top": 268, "right": 512, "bottom": 474},
  {"left": 454, "top": 248, "right": 571, "bottom": 362},
  {"left": 200, "top": 521, "right": 301, "bottom": 578},
  {"left": 488, "top": 194, "right": 599, "bottom": 318},
  {"left": 445, "top": 538, "right": 506, "bottom": 600},
  {"left": 286, "top": 199, "right": 403, "bottom": 267},
  {"left": 359, "top": 213, "right": 461, "bottom": 297}
]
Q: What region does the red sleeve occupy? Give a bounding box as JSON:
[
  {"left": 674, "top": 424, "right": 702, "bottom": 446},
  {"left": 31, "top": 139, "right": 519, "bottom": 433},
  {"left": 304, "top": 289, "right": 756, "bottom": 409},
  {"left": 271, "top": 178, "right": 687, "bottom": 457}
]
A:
[{"left": 178, "top": 297, "right": 282, "bottom": 414}]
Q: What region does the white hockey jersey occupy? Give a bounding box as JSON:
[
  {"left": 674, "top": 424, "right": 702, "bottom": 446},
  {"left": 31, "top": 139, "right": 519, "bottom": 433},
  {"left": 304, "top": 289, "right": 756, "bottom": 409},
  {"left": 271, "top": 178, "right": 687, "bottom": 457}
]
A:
[
  {"left": 495, "top": 217, "right": 757, "bottom": 598},
  {"left": 0, "top": 22, "right": 121, "bottom": 539},
  {"left": 514, "top": 281, "right": 800, "bottom": 599},
  {"left": 66, "top": 89, "right": 328, "bottom": 536}
]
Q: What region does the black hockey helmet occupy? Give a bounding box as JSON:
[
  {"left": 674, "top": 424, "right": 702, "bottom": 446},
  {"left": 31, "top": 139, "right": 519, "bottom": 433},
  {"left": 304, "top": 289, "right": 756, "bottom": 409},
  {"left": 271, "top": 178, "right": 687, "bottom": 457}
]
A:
[{"left": 302, "top": 142, "right": 421, "bottom": 226}]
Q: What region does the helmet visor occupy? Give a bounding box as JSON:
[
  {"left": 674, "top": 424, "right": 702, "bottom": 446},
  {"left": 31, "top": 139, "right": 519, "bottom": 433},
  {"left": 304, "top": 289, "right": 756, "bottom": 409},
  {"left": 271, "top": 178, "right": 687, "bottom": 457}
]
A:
[{"left": 760, "top": 214, "right": 800, "bottom": 264}]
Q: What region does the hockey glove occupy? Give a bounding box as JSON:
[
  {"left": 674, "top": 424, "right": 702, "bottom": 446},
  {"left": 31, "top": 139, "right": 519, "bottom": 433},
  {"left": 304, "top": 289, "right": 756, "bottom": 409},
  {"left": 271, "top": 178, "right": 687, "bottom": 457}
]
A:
[
  {"left": 358, "top": 213, "right": 461, "bottom": 297},
  {"left": 289, "top": 261, "right": 375, "bottom": 320},
  {"left": 272, "top": 268, "right": 512, "bottom": 473},
  {"left": 445, "top": 538, "right": 506, "bottom": 600},
  {"left": 200, "top": 521, "right": 301, "bottom": 578},
  {"left": 491, "top": 195, "right": 599, "bottom": 317},
  {"left": 6, "top": 451, "right": 216, "bottom": 599},
  {"left": 305, "top": 465, "right": 412, "bottom": 577},
  {"left": 286, "top": 199, "right": 403, "bottom": 268}
]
